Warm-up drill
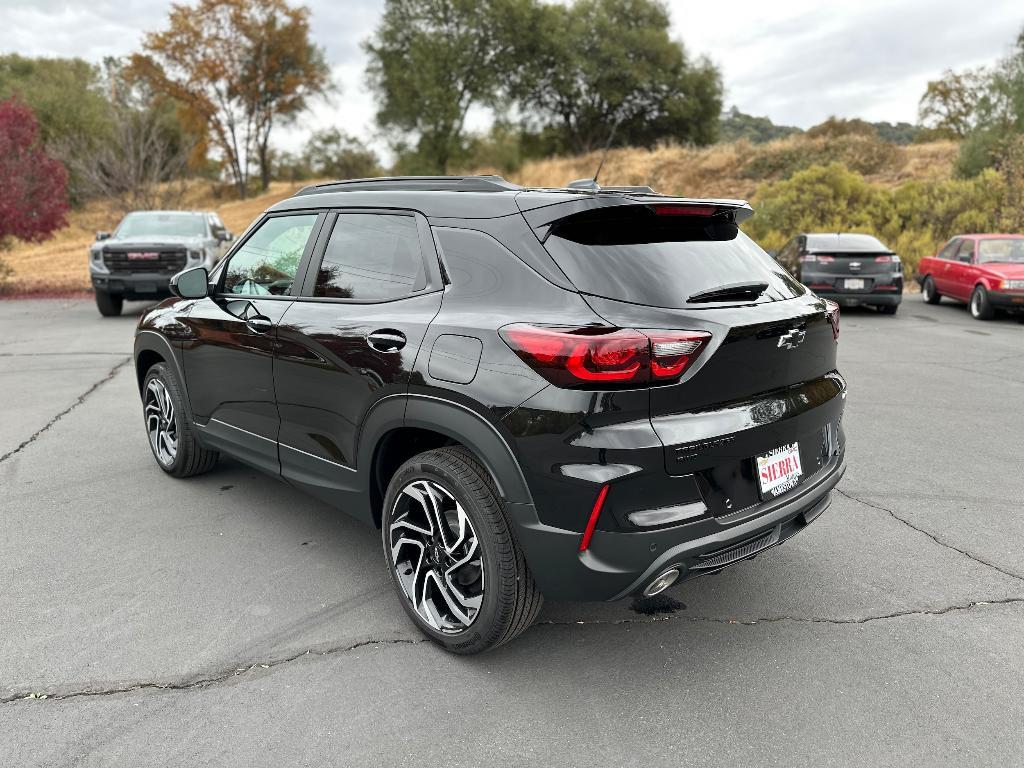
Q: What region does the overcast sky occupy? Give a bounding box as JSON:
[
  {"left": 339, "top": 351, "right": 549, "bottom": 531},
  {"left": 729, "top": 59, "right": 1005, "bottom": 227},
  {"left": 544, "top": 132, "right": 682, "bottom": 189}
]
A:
[{"left": 0, "top": 0, "right": 1021, "bottom": 158}]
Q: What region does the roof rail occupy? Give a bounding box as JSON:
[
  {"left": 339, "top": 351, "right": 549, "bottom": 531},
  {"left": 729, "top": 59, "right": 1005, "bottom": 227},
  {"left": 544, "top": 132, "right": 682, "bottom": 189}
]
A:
[{"left": 293, "top": 175, "right": 521, "bottom": 196}]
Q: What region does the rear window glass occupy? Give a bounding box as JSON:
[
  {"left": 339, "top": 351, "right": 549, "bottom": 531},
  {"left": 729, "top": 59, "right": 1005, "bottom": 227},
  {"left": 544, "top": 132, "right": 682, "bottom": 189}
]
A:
[
  {"left": 543, "top": 208, "right": 805, "bottom": 309},
  {"left": 806, "top": 233, "right": 888, "bottom": 251}
]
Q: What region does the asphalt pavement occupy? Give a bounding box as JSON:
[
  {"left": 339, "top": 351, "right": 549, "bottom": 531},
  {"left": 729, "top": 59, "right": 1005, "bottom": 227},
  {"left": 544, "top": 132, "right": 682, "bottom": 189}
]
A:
[{"left": 1, "top": 295, "right": 1022, "bottom": 767}]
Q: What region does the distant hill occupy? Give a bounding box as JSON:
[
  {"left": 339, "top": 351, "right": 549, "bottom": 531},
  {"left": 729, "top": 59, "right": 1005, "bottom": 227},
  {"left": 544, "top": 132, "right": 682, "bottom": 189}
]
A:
[{"left": 718, "top": 107, "right": 922, "bottom": 146}]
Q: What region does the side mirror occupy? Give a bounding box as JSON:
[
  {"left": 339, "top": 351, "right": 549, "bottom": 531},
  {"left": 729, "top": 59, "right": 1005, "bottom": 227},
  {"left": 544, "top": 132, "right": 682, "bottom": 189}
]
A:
[
  {"left": 217, "top": 231, "right": 233, "bottom": 243},
  {"left": 96, "top": 231, "right": 111, "bottom": 241},
  {"left": 170, "top": 266, "right": 210, "bottom": 299}
]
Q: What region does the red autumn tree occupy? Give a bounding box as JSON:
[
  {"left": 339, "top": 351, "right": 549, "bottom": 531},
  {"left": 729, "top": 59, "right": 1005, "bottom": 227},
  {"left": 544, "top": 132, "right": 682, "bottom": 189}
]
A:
[{"left": 0, "top": 97, "right": 69, "bottom": 244}]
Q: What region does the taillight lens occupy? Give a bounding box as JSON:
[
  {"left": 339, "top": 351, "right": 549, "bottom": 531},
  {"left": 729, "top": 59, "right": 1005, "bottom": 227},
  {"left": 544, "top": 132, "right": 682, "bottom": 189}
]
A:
[
  {"left": 824, "top": 300, "right": 840, "bottom": 341},
  {"left": 800, "top": 254, "right": 833, "bottom": 263},
  {"left": 875, "top": 254, "right": 901, "bottom": 263},
  {"left": 652, "top": 204, "right": 716, "bottom": 217},
  {"left": 499, "top": 324, "right": 710, "bottom": 388}
]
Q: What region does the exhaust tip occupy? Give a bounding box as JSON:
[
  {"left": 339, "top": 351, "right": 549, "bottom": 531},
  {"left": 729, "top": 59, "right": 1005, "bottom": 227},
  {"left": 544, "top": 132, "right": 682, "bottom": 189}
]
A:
[{"left": 642, "top": 567, "right": 681, "bottom": 598}]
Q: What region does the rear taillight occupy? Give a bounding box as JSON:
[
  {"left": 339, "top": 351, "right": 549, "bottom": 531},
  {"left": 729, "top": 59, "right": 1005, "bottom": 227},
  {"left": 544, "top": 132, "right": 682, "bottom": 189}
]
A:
[
  {"left": 800, "top": 254, "right": 833, "bottom": 263},
  {"left": 652, "top": 204, "right": 716, "bottom": 217},
  {"left": 824, "top": 300, "right": 840, "bottom": 341},
  {"left": 499, "top": 324, "right": 710, "bottom": 388},
  {"left": 875, "top": 255, "right": 901, "bottom": 263}
]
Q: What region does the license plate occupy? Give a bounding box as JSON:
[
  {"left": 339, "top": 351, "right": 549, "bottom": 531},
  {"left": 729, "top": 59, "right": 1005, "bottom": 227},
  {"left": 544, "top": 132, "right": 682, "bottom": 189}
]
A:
[
  {"left": 136, "top": 282, "right": 157, "bottom": 294},
  {"left": 756, "top": 443, "right": 803, "bottom": 500},
  {"left": 844, "top": 278, "right": 865, "bottom": 290}
]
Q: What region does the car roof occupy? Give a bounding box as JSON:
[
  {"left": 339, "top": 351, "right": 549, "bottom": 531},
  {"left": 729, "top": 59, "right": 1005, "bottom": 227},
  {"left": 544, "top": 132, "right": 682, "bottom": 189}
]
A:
[
  {"left": 804, "top": 233, "right": 890, "bottom": 252},
  {"left": 953, "top": 233, "right": 1024, "bottom": 240},
  {"left": 269, "top": 175, "right": 753, "bottom": 221}
]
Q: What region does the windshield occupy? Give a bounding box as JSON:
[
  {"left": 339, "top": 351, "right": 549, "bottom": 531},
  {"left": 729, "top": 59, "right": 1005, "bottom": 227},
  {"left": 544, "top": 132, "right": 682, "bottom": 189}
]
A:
[
  {"left": 978, "top": 238, "right": 1024, "bottom": 264},
  {"left": 116, "top": 213, "right": 207, "bottom": 239},
  {"left": 543, "top": 208, "right": 805, "bottom": 309}
]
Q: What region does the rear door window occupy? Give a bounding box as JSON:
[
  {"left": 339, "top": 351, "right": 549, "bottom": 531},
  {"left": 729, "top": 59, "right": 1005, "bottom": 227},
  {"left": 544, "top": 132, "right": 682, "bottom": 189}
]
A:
[
  {"left": 311, "top": 213, "right": 426, "bottom": 301},
  {"left": 938, "top": 239, "right": 960, "bottom": 260},
  {"left": 543, "top": 207, "right": 805, "bottom": 309}
]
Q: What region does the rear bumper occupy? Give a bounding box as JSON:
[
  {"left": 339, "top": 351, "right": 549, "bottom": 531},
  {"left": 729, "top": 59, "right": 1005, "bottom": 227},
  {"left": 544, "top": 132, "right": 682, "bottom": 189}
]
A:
[
  {"left": 509, "top": 451, "right": 846, "bottom": 601},
  {"left": 815, "top": 291, "right": 901, "bottom": 307},
  {"left": 91, "top": 273, "right": 173, "bottom": 298}
]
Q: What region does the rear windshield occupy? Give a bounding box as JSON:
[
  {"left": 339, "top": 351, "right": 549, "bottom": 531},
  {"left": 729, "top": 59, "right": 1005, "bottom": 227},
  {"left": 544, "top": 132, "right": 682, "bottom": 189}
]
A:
[
  {"left": 806, "top": 233, "right": 888, "bottom": 251},
  {"left": 543, "top": 208, "right": 805, "bottom": 309}
]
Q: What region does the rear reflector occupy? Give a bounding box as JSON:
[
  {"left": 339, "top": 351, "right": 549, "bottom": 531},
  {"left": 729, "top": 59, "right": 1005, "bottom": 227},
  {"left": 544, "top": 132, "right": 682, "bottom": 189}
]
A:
[
  {"left": 500, "top": 324, "right": 711, "bottom": 387},
  {"left": 579, "top": 484, "right": 609, "bottom": 551}
]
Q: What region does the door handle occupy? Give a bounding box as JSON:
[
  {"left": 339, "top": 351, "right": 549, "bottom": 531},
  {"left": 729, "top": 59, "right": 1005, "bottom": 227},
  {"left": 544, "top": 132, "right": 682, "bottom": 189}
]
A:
[
  {"left": 246, "top": 315, "right": 274, "bottom": 334},
  {"left": 367, "top": 329, "right": 407, "bottom": 352}
]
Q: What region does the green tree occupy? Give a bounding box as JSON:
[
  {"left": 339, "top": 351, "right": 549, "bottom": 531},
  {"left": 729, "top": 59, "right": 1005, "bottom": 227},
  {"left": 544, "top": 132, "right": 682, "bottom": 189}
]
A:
[
  {"left": 717, "top": 107, "right": 801, "bottom": 144},
  {"left": 303, "top": 129, "right": 380, "bottom": 179},
  {"left": 364, "top": 0, "right": 533, "bottom": 174},
  {"left": 517, "top": 0, "right": 722, "bottom": 153},
  {"left": 918, "top": 68, "right": 985, "bottom": 140}
]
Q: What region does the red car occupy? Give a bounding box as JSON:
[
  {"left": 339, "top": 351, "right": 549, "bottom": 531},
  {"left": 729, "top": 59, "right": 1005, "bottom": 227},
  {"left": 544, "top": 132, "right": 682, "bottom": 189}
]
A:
[{"left": 917, "top": 234, "right": 1024, "bottom": 320}]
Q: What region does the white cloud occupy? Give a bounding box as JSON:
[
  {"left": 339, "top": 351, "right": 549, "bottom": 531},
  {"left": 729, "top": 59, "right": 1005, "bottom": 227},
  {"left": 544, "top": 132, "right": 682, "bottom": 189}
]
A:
[{"left": 1, "top": 0, "right": 1021, "bottom": 161}]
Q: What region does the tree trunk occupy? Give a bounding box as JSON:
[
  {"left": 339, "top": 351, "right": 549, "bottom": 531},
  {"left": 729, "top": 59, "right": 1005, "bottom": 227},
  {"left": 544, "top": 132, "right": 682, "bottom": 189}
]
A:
[{"left": 259, "top": 141, "right": 271, "bottom": 192}]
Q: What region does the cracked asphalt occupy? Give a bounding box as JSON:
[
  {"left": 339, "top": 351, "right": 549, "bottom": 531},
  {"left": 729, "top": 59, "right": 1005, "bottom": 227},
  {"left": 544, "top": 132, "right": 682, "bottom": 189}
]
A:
[{"left": 1, "top": 296, "right": 1022, "bottom": 767}]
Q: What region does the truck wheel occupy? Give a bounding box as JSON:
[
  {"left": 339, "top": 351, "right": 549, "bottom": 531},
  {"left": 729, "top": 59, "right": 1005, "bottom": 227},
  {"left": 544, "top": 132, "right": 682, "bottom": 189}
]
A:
[
  {"left": 382, "top": 446, "right": 543, "bottom": 654},
  {"left": 95, "top": 291, "right": 123, "bottom": 317},
  {"left": 921, "top": 276, "right": 940, "bottom": 305},
  {"left": 970, "top": 285, "right": 995, "bottom": 321},
  {"left": 142, "top": 363, "right": 219, "bottom": 477}
]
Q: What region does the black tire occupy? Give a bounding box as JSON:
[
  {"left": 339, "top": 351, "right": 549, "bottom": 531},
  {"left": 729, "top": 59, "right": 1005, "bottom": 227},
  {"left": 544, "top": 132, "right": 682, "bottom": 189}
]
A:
[
  {"left": 921, "top": 276, "right": 941, "bottom": 304},
  {"left": 970, "top": 285, "right": 995, "bottom": 321},
  {"left": 95, "top": 290, "right": 123, "bottom": 317},
  {"left": 142, "top": 363, "right": 219, "bottom": 478},
  {"left": 381, "top": 446, "right": 543, "bottom": 654},
  {"left": 878, "top": 304, "right": 899, "bottom": 315}
]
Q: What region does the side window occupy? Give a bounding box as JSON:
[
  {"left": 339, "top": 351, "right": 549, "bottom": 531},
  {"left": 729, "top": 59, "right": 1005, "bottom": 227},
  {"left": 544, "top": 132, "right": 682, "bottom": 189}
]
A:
[
  {"left": 938, "top": 239, "right": 960, "bottom": 260},
  {"left": 222, "top": 214, "right": 317, "bottom": 296},
  {"left": 956, "top": 239, "right": 975, "bottom": 263},
  {"left": 312, "top": 213, "right": 425, "bottom": 301}
]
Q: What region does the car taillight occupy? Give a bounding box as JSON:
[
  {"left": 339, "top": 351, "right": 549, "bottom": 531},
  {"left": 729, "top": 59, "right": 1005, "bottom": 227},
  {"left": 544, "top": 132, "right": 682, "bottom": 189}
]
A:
[
  {"left": 499, "top": 324, "right": 710, "bottom": 388},
  {"left": 799, "top": 254, "right": 816, "bottom": 263},
  {"left": 800, "top": 254, "right": 833, "bottom": 263},
  {"left": 824, "top": 300, "right": 840, "bottom": 341},
  {"left": 652, "top": 204, "right": 716, "bottom": 217},
  {"left": 875, "top": 255, "right": 901, "bottom": 263}
]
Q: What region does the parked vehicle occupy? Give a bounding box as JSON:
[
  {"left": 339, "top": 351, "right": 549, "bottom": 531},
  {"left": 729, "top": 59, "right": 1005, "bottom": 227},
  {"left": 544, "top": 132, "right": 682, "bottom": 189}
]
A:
[
  {"left": 917, "top": 234, "right": 1024, "bottom": 320},
  {"left": 90, "top": 210, "right": 233, "bottom": 316},
  {"left": 133, "top": 176, "right": 847, "bottom": 653},
  {"left": 776, "top": 233, "right": 903, "bottom": 314}
]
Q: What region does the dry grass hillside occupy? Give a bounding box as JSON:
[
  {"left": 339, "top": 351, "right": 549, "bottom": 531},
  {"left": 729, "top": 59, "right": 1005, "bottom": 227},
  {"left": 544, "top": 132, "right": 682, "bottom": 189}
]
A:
[
  {"left": 1, "top": 135, "right": 959, "bottom": 295},
  {"left": 502, "top": 136, "right": 959, "bottom": 199},
  {"left": 1, "top": 180, "right": 311, "bottom": 296}
]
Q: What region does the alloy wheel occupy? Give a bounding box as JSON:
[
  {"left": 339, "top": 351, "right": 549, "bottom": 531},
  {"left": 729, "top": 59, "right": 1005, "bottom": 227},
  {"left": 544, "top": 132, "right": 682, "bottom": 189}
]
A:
[
  {"left": 971, "top": 290, "right": 982, "bottom": 318},
  {"left": 145, "top": 378, "right": 178, "bottom": 466},
  {"left": 387, "top": 479, "right": 484, "bottom": 633}
]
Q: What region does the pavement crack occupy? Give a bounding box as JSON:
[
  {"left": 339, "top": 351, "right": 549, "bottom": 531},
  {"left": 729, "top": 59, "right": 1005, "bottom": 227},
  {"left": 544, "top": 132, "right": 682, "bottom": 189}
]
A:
[
  {"left": 0, "top": 356, "right": 131, "bottom": 465},
  {"left": 835, "top": 487, "right": 1024, "bottom": 583},
  {"left": 1, "top": 636, "right": 425, "bottom": 705},
  {"left": 538, "top": 596, "right": 1024, "bottom": 630}
]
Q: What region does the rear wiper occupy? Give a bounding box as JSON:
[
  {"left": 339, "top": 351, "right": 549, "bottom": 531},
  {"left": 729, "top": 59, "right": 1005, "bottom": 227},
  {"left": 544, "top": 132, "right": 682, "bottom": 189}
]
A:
[{"left": 687, "top": 281, "right": 769, "bottom": 303}]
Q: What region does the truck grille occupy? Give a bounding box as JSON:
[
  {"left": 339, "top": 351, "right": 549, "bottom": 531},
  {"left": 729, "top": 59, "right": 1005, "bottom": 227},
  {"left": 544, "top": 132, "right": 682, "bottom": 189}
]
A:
[{"left": 102, "top": 249, "right": 187, "bottom": 274}]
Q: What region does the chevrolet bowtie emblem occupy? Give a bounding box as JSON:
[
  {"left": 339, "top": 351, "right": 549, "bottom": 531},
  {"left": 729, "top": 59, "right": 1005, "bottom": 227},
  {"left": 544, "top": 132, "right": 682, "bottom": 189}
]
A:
[{"left": 778, "top": 328, "right": 806, "bottom": 349}]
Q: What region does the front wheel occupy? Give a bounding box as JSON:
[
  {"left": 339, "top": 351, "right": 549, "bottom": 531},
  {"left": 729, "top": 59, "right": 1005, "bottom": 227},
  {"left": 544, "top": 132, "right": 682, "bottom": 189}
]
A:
[
  {"left": 381, "top": 447, "right": 543, "bottom": 654},
  {"left": 921, "top": 276, "right": 940, "bottom": 305},
  {"left": 95, "top": 290, "right": 123, "bottom": 317},
  {"left": 970, "top": 285, "right": 995, "bottom": 321},
  {"left": 142, "top": 363, "right": 219, "bottom": 477}
]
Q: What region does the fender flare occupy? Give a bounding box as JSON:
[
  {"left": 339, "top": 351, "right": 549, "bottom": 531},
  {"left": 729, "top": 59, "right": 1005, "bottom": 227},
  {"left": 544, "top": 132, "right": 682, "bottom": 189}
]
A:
[
  {"left": 134, "top": 330, "right": 195, "bottom": 423},
  {"left": 355, "top": 393, "right": 534, "bottom": 507}
]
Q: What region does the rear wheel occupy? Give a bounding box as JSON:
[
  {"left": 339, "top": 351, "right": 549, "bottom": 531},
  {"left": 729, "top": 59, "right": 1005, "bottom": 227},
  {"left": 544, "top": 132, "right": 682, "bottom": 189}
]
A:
[
  {"left": 970, "top": 285, "right": 995, "bottom": 321},
  {"left": 921, "top": 276, "right": 940, "bottom": 305},
  {"left": 142, "top": 363, "right": 219, "bottom": 477},
  {"left": 95, "top": 291, "right": 123, "bottom": 317},
  {"left": 381, "top": 447, "right": 543, "bottom": 654}
]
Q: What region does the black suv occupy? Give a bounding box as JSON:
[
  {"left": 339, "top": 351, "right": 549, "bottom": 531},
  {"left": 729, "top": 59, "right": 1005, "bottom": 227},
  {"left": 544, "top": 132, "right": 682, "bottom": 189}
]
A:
[
  {"left": 134, "top": 176, "right": 847, "bottom": 653},
  {"left": 776, "top": 232, "right": 903, "bottom": 313}
]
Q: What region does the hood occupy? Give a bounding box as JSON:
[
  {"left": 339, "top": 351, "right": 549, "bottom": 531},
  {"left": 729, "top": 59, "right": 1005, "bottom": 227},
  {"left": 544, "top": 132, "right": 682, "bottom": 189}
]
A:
[
  {"left": 103, "top": 234, "right": 206, "bottom": 248},
  {"left": 978, "top": 262, "right": 1024, "bottom": 280}
]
